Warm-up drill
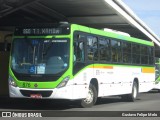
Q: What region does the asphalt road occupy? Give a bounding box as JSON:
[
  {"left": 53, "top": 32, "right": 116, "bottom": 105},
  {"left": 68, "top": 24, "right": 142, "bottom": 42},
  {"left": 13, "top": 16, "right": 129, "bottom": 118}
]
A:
[{"left": 0, "top": 90, "right": 160, "bottom": 119}]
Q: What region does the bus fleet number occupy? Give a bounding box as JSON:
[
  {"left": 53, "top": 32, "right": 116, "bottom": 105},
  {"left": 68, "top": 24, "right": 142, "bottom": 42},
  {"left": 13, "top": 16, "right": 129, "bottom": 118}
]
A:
[{"left": 22, "top": 82, "right": 31, "bottom": 88}]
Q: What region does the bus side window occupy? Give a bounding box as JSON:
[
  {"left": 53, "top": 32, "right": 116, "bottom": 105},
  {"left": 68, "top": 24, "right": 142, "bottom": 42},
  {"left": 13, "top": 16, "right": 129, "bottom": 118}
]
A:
[
  {"left": 74, "top": 42, "right": 84, "bottom": 62},
  {"left": 111, "top": 39, "right": 122, "bottom": 63},
  {"left": 73, "top": 33, "right": 86, "bottom": 75},
  {"left": 74, "top": 34, "right": 85, "bottom": 62},
  {"left": 122, "top": 42, "right": 131, "bottom": 63},
  {"left": 87, "top": 36, "right": 98, "bottom": 61},
  {"left": 99, "top": 38, "right": 111, "bottom": 62},
  {"left": 148, "top": 47, "right": 154, "bottom": 65},
  {"left": 141, "top": 45, "right": 149, "bottom": 65},
  {"left": 132, "top": 44, "right": 140, "bottom": 64}
]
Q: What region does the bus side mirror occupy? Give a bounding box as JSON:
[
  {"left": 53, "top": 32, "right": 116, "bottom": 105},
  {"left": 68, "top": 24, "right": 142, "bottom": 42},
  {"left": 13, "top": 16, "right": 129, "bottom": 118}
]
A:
[
  {"left": 4, "top": 34, "right": 12, "bottom": 51},
  {"left": 4, "top": 40, "right": 8, "bottom": 51}
]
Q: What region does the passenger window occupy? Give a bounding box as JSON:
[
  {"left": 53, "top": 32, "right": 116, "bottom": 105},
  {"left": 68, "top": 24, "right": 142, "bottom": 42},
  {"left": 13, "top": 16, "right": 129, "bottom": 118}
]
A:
[
  {"left": 99, "top": 38, "right": 111, "bottom": 62},
  {"left": 141, "top": 46, "right": 149, "bottom": 65},
  {"left": 87, "top": 36, "right": 98, "bottom": 61},
  {"left": 74, "top": 34, "right": 85, "bottom": 62},
  {"left": 132, "top": 44, "right": 140, "bottom": 64},
  {"left": 148, "top": 47, "right": 154, "bottom": 65},
  {"left": 74, "top": 42, "right": 85, "bottom": 62},
  {"left": 111, "top": 39, "right": 122, "bottom": 62},
  {"left": 122, "top": 42, "right": 131, "bottom": 63}
]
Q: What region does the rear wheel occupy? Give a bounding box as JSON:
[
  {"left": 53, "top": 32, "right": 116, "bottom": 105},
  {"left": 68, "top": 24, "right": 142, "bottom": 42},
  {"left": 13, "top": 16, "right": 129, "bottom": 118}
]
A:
[
  {"left": 80, "top": 83, "right": 97, "bottom": 108},
  {"left": 122, "top": 81, "right": 138, "bottom": 102}
]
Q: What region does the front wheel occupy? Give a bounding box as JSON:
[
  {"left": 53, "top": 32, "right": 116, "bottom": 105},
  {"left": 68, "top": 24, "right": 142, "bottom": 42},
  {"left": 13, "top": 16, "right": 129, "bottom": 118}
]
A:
[{"left": 80, "top": 83, "right": 97, "bottom": 108}]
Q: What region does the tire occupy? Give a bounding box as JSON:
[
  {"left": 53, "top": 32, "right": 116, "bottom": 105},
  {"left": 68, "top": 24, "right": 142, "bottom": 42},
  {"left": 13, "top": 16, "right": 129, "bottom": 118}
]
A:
[
  {"left": 121, "top": 81, "right": 138, "bottom": 102},
  {"left": 80, "top": 83, "right": 97, "bottom": 108}
]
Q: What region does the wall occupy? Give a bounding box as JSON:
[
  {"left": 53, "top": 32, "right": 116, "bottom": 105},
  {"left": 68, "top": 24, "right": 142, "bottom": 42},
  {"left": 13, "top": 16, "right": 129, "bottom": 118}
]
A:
[
  {"left": 0, "top": 31, "right": 12, "bottom": 96},
  {"left": 0, "top": 52, "right": 9, "bottom": 96}
]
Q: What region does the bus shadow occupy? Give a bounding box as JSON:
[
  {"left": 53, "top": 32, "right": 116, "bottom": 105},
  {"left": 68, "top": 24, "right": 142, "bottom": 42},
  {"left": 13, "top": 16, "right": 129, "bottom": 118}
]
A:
[
  {"left": 96, "top": 96, "right": 141, "bottom": 106},
  {"left": 0, "top": 96, "right": 141, "bottom": 110},
  {"left": 96, "top": 96, "right": 121, "bottom": 105},
  {"left": 148, "top": 89, "right": 160, "bottom": 94},
  {"left": 0, "top": 97, "right": 79, "bottom": 110}
]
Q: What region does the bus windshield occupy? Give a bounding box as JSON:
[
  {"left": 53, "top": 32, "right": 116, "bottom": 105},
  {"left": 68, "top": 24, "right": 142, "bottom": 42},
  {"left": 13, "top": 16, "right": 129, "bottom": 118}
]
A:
[{"left": 11, "top": 38, "right": 69, "bottom": 75}]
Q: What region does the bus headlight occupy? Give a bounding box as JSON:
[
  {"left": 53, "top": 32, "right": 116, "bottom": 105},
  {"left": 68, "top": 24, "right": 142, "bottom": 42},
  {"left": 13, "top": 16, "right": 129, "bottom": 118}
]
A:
[
  {"left": 9, "top": 75, "right": 17, "bottom": 87},
  {"left": 57, "top": 76, "right": 70, "bottom": 88}
]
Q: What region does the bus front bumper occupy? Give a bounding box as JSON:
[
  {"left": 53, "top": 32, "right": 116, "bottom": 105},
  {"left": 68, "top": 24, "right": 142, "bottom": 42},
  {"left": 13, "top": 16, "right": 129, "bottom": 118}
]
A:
[{"left": 9, "top": 84, "right": 88, "bottom": 100}]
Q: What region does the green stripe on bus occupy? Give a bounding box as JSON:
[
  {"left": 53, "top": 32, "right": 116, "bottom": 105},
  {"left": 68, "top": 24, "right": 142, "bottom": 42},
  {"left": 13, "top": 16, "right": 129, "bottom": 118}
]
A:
[{"left": 71, "top": 24, "right": 154, "bottom": 46}]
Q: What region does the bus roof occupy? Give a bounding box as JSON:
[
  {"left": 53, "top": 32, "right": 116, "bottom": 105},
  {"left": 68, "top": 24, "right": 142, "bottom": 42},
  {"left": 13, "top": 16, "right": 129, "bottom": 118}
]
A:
[{"left": 71, "top": 24, "right": 154, "bottom": 46}]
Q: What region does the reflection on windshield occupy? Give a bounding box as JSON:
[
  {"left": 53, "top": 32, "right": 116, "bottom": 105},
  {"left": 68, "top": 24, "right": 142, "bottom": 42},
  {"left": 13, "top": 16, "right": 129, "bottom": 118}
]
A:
[{"left": 11, "top": 38, "right": 69, "bottom": 74}]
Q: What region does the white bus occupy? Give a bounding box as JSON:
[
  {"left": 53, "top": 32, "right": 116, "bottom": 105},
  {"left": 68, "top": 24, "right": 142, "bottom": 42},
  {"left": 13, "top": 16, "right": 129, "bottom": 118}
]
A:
[{"left": 9, "top": 23, "right": 155, "bottom": 107}]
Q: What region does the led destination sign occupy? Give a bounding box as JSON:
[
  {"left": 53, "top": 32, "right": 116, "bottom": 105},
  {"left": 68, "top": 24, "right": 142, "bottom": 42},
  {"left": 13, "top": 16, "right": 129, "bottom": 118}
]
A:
[
  {"left": 23, "top": 28, "right": 62, "bottom": 35},
  {"left": 15, "top": 27, "right": 70, "bottom": 35}
]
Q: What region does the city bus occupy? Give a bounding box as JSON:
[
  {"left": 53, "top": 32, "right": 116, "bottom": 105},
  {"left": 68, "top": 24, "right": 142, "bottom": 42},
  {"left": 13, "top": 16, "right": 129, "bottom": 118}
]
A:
[{"left": 9, "top": 23, "right": 155, "bottom": 107}]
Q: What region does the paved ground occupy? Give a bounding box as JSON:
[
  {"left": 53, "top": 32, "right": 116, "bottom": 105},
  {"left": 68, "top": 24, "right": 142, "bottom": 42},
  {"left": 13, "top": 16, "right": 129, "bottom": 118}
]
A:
[{"left": 0, "top": 90, "right": 160, "bottom": 119}]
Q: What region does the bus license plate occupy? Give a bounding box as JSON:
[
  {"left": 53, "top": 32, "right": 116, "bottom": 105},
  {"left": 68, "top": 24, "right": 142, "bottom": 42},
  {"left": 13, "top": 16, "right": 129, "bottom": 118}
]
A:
[{"left": 30, "top": 94, "right": 42, "bottom": 99}]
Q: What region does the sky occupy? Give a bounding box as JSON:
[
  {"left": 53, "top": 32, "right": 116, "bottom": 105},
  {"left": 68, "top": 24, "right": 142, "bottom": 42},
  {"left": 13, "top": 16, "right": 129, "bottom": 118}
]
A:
[{"left": 123, "top": 0, "right": 160, "bottom": 38}]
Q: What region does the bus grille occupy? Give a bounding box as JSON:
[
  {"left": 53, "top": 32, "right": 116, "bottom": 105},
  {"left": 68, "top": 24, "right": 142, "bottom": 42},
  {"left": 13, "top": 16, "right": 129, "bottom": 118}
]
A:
[{"left": 20, "top": 90, "right": 53, "bottom": 97}]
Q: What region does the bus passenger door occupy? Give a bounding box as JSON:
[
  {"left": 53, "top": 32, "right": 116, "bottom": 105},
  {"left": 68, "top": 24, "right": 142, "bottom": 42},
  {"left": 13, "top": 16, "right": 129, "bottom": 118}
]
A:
[
  {"left": 73, "top": 32, "right": 88, "bottom": 78},
  {"left": 73, "top": 32, "right": 90, "bottom": 98}
]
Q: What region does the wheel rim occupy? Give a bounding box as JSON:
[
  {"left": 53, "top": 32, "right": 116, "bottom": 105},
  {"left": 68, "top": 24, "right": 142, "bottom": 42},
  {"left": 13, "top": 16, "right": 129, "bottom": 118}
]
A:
[
  {"left": 84, "top": 88, "right": 94, "bottom": 104},
  {"left": 133, "top": 85, "right": 137, "bottom": 98}
]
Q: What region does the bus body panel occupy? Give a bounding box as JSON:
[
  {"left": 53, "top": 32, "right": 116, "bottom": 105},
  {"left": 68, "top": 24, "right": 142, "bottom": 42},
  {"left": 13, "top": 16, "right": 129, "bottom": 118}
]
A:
[{"left": 92, "top": 65, "right": 155, "bottom": 96}]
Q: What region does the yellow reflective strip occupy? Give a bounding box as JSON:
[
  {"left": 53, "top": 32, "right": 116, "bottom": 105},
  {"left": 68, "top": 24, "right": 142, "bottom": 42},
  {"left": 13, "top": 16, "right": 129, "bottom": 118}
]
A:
[{"left": 142, "top": 68, "right": 155, "bottom": 73}]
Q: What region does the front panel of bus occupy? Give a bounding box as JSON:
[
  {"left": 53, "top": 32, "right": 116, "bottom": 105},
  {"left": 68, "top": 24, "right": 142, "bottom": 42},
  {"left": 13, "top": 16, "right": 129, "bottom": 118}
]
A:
[{"left": 8, "top": 24, "right": 76, "bottom": 99}]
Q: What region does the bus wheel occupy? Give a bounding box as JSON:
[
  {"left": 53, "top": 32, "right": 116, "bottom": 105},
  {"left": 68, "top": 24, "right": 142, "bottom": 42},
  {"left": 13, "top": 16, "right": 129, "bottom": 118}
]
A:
[
  {"left": 80, "top": 83, "right": 97, "bottom": 108},
  {"left": 122, "top": 81, "right": 138, "bottom": 102}
]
